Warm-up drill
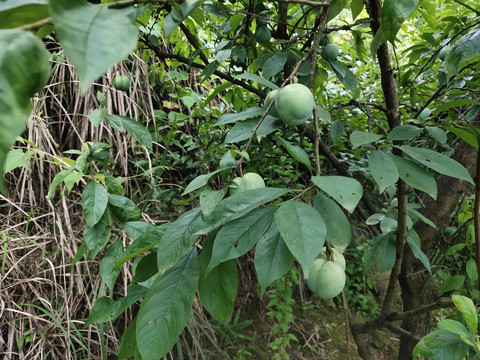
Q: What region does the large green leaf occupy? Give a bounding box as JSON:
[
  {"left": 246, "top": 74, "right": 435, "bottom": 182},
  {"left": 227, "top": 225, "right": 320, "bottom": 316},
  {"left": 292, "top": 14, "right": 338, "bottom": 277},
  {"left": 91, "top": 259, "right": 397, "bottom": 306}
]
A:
[
  {"left": 105, "top": 115, "right": 153, "bottom": 149},
  {"left": 452, "top": 294, "right": 478, "bottom": 334},
  {"left": 254, "top": 221, "right": 294, "bottom": 295},
  {"left": 0, "top": 29, "right": 50, "bottom": 194},
  {"left": 311, "top": 176, "right": 363, "bottom": 213},
  {"left": 369, "top": 150, "right": 399, "bottom": 193},
  {"left": 108, "top": 194, "right": 142, "bottom": 223},
  {"left": 350, "top": 131, "right": 383, "bottom": 149},
  {"left": 399, "top": 145, "right": 474, "bottom": 185},
  {"left": 136, "top": 248, "right": 199, "bottom": 360},
  {"left": 390, "top": 155, "right": 437, "bottom": 199},
  {"left": 99, "top": 238, "right": 124, "bottom": 292},
  {"left": 85, "top": 284, "right": 146, "bottom": 326},
  {"left": 386, "top": 125, "right": 423, "bottom": 141},
  {"left": 82, "top": 181, "right": 109, "bottom": 227},
  {"left": 182, "top": 168, "right": 226, "bottom": 195},
  {"left": 224, "top": 116, "right": 282, "bottom": 143},
  {"left": 275, "top": 201, "right": 326, "bottom": 276},
  {"left": 192, "top": 187, "right": 290, "bottom": 235},
  {"left": 215, "top": 107, "right": 265, "bottom": 126},
  {"left": 371, "top": 0, "right": 420, "bottom": 55},
  {"left": 207, "top": 207, "right": 275, "bottom": 273},
  {"left": 279, "top": 138, "right": 312, "bottom": 171},
  {"left": 236, "top": 72, "right": 279, "bottom": 90},
  {"left": 262, "top": 51, "right": 288, "bottom": 79},
  {"left": 118, "top": 318, "right": 137, "bottom": 360},
  {"left": 313, "top": 193, "right": 351, "bottom": 251},
  {"left": 198, "top": 233, "right": 237, "bottom": 322},
  {"left": 406, "top": 230, "right": 431, "bottom": 274},
  {"left": 328, "top": 58, "right": 357, "bottom": 93},
  {"left": 413, "top": 329, "right": 470, "bottom": 360},
  {"left": 157, "top": 207, "right": 201, "bottom": 274},
  {"left": 0, "top": 0, "right": 49, "bottom": 29},
  {"left": 49, "top": 0, "right": 138, "bottom": 93},
  {"left": 84, "top": 210, "right": 111, "bottom": 258},
  {"left": 446, "top": 28, "right": 480, "bottom": 74}
]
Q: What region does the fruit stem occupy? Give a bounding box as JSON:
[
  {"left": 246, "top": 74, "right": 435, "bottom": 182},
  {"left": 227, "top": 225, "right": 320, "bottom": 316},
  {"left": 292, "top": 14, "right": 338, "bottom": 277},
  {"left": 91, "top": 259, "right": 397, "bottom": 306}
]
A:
[{"left": 325, "top": 241, "right": 334, "bottom": 261}]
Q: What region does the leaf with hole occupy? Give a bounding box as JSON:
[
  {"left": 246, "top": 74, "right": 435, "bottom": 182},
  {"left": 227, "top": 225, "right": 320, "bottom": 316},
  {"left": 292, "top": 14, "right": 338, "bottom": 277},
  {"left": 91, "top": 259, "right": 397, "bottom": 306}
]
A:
[
  {"left": 369, "top": 151, "right": 399, "bottom": 193},
  {"left": 312, "top": 176, "right": 363, "bottom": 213},
  {"left": 399, "top": 145, "right": 474, "bottom": 185}
]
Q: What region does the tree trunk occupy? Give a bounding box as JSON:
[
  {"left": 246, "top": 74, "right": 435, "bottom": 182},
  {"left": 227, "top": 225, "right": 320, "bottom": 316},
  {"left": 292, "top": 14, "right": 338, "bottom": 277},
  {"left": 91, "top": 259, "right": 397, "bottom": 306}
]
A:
[{"left": 397, "top": 140, "right": 477, "bottom": 359}]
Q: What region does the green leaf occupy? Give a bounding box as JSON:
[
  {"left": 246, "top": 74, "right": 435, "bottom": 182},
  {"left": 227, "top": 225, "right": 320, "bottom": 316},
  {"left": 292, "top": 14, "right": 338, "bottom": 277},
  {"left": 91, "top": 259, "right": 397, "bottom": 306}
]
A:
[
  {"left": 207, "top": 207, "right": 275, "bottom": 273},
  {"left": 99, "top": 238, "right": 124, "bottom": 292},
  {"left": 426, "top": 126, "right": 447, "bottom": 144},
  {"left": 390, "top": 155, "right": 437, "bottom": 199},
  {"left": 364, "top": 233, "right": 396, "bottom": 272},
  {"left": 370, "top": 0, "right": 420, "bottom": 55},
  {"left": 0, "top": 0, "right": 49, "bottom": 29},
  {"left": 351, "top": 0, "right": 364, "bottom": 20},
  {"left": 131, "top": 252, "right": 158, "bottom": 283},
  {"left": 89, "top": 108, "right": 106, "bottom": 128},
  {"left": 369, "top": 151, "right": 399, "bottom": 193},
  {"left": 399, "top": 145, "right": 474, "bottom": 185},
  {"left": 275, "top": 202, "right": 326, "bottom": 276},
  {"left": 311, "top": 176, "right": 363, "bottom": 213},
  {"left": 438, "top": 319, "right": 473, "bottom": 339},
  {"left": 407, "top": 207, "right": 436, "bottom": 228},
  {"left": 0, "top": 29, "right": 50, "bottom": 194},
  {"left": 413, "top": 329, "right": 470, "bottom": 360},
  {"left": 330, "top": 119, "right": 344, "bottom": 143},
  {"left": 262, "top": 51, "right": 288, "bottom": 79},
  {"left": 108, "top": 194, "right": 142, "bottom": 223},
  {"left": 84, "top": 210, "right": 111, "bottom": 258},
  {"left": 446, "top": 29, "right": 480, "bottom": 74},
  {"left": 5, "top": 149, "right": 33, "bottom": 173},
  {"left": 452, "top": 294, "right": 478, "bottom": 334},
  {"left": 350, "top": 131, "right": 383, "bottom": 149},
  {"left": 313, "top": 193, "right": 351, "bottom": 251},
  {"left": 157, "top": 207, "right": 201, "bottom": 274},
  {"left": 198, "top": 233, "right": 237, "bottom": 322},
  {"left": 182, "top": 168, "right": 227, "bottom": 195},
  {"left": 440, "top": 275, "right": 465, "bottom": 295},
  {"left": 114, "top": 225, "right": 167, "bottom": 270},
  {"left": 85, "top": 285, "right": 146, "bottom": 326},
  {"left": 236, "top": 72, "right": 279, "bottom": 90},
  {"left": 49, "top": 0, "right": 138, "bottom": 93},
  {"left": 200, "top": 187, "right": 227, "bottom": 217},
  {"left": 279, "top": 138, "right": 312, "bottom": 171},
  {"left": 225, "top": 116, "right": 282, "bottom": 143},
  {"left": 254, "top": 220, "right": 294, "bottom": 296},
  {"left": 447, "top": 126, "right": 479, "bottom": 149},
  {"left": 118, "top": 318, "right": 137, "bottom": 360},
  {"left": 124, "top": 221, "right": 155, "bottom": 241},
  {"left": 328, "top": 58, "right": 357, "bottom": 93},
  {"left": 386, "top": 125, "right": 423, "bottom": 141},
  {"left": 164, "top": 0, "right": 204, "bottom": 37},
  {"left": 406, "top": 231, "right": 431, "bottom": 274},
  {"left": 105, "top": 115, "right": 152, "bottom": 149},
  {"left": 466, "top": 258, "right": 478, "bottom": 287},
  {"left": 82, "top": 181, "right": 109, "bottom": 227},
  {"left": 192, "top": 187, "right": 290, "bottom": 235},
  {"left": 215, "top": 107, "right": 265, "bottom": 126},
  {"left": 136, "top": 248, "right": 199, "bottom": 360}
]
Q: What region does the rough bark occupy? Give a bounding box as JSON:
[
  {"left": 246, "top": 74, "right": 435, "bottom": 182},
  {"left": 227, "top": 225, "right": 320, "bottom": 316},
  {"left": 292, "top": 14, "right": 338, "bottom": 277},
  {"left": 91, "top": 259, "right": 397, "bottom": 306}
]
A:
[{"left": 398, "top": 140, "right": 477, "bottom": 359}]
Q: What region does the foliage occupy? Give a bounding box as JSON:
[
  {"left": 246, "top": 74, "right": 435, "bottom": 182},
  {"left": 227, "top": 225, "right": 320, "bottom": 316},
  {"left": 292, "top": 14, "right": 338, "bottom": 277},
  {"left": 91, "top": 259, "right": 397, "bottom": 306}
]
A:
[{"left": 1, "top": 0, "right": 480, "bottom": 358}]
